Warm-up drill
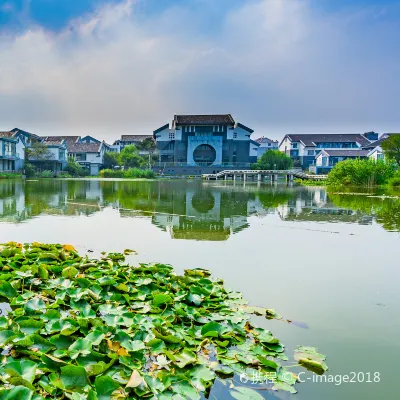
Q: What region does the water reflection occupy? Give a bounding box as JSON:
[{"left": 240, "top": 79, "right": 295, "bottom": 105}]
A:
[{"left": 1, "top": 179, "right": 400, "bottom": 238}]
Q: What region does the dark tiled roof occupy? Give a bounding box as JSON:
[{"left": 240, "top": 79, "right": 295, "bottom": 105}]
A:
[
  {"left": 121, "top": 135, "right": 153, "bottom": 141},
  {"left": 255, "top": 136, "right": 279, "bottom": 144},
  {"left": 321, "top": 150, "right": 369, "bottom": 157},
  {"left": 11, "top": 128, "right": 40, "bottom": 139},
  {"left": 0, "top": 131, "right": 18, "bottom": 139},
  {"left": 69, "top": 143, "right": 102, "bottom": 153},
  {"left": 42, "top": 136, "right": 81, "bottom": 149},
  {"left": 285, "top": 134, "right": 371, "bottom": 147},
  {"left": 42, "top": 138, "right": 65, "bottom": 146},
  {"left": 174, "top": 114, "right": 235, "bottom": 125}
]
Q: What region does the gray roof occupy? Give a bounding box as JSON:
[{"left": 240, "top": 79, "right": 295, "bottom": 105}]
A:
[
  {"left": 321, "top": 150, "right": 369, "bottom": 157},
  {"left": 69, "top": 143, "right": 102, "bottom": 153},
  {"left": 121, "top": 135, "right": 153, "bottom": 142},
  {"left": 284, "top": 134, "right": 371, "bottom": 147},
  {"left": 174, "top": 114, "right": 235, "bottom": 125}
]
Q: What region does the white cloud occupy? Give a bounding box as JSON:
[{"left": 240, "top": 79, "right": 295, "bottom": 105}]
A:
[{"left": 0, "top": 0, "right": 399, "bottom": 141}]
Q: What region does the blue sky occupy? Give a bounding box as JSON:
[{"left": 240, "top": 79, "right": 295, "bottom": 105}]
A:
[{"left": 0, "top": 0, "right": 399, "bottom": 140}]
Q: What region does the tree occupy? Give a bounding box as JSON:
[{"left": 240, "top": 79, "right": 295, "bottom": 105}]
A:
[
  {"left": 253, "top": 150, "right": 293, "bottom": 170},
  {"left": 25, "top": 142, "right": 53, "bottom": 162},
  {"left": 136, "top": 138, "right": 156, "bottom": 154},
  {"left": 103, "top": 152, "right": 120, "bottom": 169},
  {"left": 65, "top": 157, "right": 89, "bottom": 177},
  {"left": 119, "top": 145, "right": 146, "bottom": 168},
  {"left": 381, "top": 135, "right": 400, "bottom": 165}
]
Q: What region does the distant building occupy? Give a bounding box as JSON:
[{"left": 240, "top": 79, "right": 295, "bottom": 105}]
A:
[
  {"left": 153, "top": 114, "right": 259, "bottom": 175},
  {"left": 33, "top": 137, "right": 68, "bottom": 173},
  {"left": 279, "top": 132, "right": 378, "bottom": 171},
  {"left": 68, "top": 142, "right": 105, "bottom": 176},
  {"left": 254, "top": 137, "right": 279, "bottom": 159},
  {"left": 0, "top": 131, "right": 25, "bottom": 172},
  {"left": 113, "top": 135, "right": 153, "bottom": 152},
  {"left": 315, "top": 150, "right": 369, "bottom": 174}
]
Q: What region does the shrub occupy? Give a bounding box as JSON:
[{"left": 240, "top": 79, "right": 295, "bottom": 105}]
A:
[
  {"left": 99, "top": 168, "right": 155, "bottom": 179},
  {"left": 38, "top": 170, "right": 54, "bottom": 178},
  {"left": 327, "top": 159, "right": 395, "bottom": 186},
  {"left": 24, "top": 163, "right": 37, "bottom": 178},
  {"left": 388, "top": 177, "right": 400, "bottom": 187},
  {"left": 65, "top": 158, "right": 89, "bottom": 177},
  {"left": 58, "top": 172, "right": 72, "bottom": 178}
]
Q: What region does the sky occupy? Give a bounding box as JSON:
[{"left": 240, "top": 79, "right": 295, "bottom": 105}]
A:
[{"left": 0, "top": 0, "right": 399, "bottom": 141}]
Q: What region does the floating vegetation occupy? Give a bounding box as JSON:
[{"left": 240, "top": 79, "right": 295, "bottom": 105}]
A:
[{"left": 0, "top": 242, "right": 328, "bottom": 399}]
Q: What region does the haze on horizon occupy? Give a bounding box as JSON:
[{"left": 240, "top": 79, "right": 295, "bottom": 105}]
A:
[{"left": 0, "top": 0, "right": 399, "bottom": 142}]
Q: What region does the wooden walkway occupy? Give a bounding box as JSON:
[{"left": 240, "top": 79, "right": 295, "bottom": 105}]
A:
[{"left": 202, "top": 170, "right": 327, "bottom": 181}]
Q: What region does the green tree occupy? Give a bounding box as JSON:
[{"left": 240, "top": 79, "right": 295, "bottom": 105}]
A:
[
  {"left": 327, "top": 158, "right": 395, "bottom": 186},
  {"left": 381, "top": 135, "right": 400, "bottom": 165},
  {"left": 136, "top": 138, "right": 156, "bottom": 154},
  {"left": 103, "top": 152, "right": 120, "bottom": 169},
  {"left": 25, "top": 142, "right": 53, "bottom": 162},
  {"left": 65, "top": 157, "right": 89, "bottom": 177},
  {"left": 253, "top": 150, "right": 293, "bottom": 170},
  {"left": 119, "top": 145, "right": 146, "bottom": 168}
]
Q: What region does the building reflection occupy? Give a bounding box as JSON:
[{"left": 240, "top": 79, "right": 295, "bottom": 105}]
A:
[{"left": 1, "top": 180, "right": 399, "bottom": 239}]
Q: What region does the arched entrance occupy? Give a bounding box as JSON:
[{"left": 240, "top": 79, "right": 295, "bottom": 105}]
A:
[{"left": 193, "top": 144, "right": 216, "bottom": 166}]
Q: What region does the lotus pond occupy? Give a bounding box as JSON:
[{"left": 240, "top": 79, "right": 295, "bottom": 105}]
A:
[{"left": 0, "top": 178, "right": 399, "bottom": 399}]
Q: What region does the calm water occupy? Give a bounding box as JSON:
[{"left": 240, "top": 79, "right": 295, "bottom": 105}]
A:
[{"left": 0, "top": 178, "right": 399, "bottom": 399}]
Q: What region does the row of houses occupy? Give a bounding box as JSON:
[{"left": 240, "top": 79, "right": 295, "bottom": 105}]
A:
[
  {"left": 152, "top": 114, "right": 392, "bottom": 175},
  {"left": 279, "top": 131, "right": 390, "bottom": 174},
  {"left": 0, "top": 114, "right": 395, "bottom": 176}
]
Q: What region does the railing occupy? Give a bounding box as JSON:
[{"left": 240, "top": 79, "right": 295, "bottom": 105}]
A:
[
  {"left": 1, "top": 152, "right": 19, "bottom": 159},
  {"left": 153, "top": 162, "right": 253, "bottom": 168},
  {"left": 202, "top": 169, "right": 328, "bottom": 180}
]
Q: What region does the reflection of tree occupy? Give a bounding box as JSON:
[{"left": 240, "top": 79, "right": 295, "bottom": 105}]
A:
[
  {"left": 329, "top": 193, "right": 400, "bottom": 231},
  {"left": 257, "top": 190, "right": 295, "bottom": 208}
]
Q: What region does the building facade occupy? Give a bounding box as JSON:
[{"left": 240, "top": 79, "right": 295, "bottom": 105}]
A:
[
  {"left": 113, "top": 135, "right": 153, "bottom": 153},
  {"left": 255, "top": 137, "right": 279, "bottom": 159},
  {"left": 68, "top": 142, "right": 105, "bottom": 176},
  {"left": 153, "top": 114, "right": 258, "bottom": 175},
  {"left": 279, "top": 132, "right": 378, "bottom": 171},
  {"left": 0, "top": 131, "right": 24, "bottom": 172}
]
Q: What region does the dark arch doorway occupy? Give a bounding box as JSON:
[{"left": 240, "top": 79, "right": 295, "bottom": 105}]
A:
[{"left": 193, "top": 144, "right": 216, "bottom": 166}]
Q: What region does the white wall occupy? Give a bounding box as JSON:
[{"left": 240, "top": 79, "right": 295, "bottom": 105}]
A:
[
  {"left": 250, "top": 143, "right": 259, "bottom": 158},
  {"left": 279, "top": 137, "right": 291, "bottom": 153},
  {"left": 227, "top": 125, "right": 250, "bottom": 141},
  {"left": 154, "top": 126, "right": 172, "bottom": 141}
]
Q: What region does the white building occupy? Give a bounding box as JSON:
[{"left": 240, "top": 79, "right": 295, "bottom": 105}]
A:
[
  {"left": 254, "top": 137, "right": 279, "bottom": 159},
  {"left": 68, "top": 142, "right": 105, "bottom": 176}
]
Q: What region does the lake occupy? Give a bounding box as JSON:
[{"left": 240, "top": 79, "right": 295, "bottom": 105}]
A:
[{"left": 0, "top": 178, "right": 398, "bottom": 399}]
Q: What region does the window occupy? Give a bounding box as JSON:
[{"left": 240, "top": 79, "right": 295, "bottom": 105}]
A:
[
  {"left": 292, "top": 143, "right": 298, "bottom": 149},
  {"left": 307, "top": 150, "right": 314, "bottom": 156},
  {"left": 59, "top": 150, "right": 65, "bottom": 160},
  {"left": 191, "top": 126, "right": 195, "bottom": 132},
  {"left": 377, "top": 153, "right": 384, "bottom": 160},
  {"left": 233, "top": 132, "right": 237, "bottom": 139},
  {"left": 169, "top": 132, "right": 175, "bottom": 140}
]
